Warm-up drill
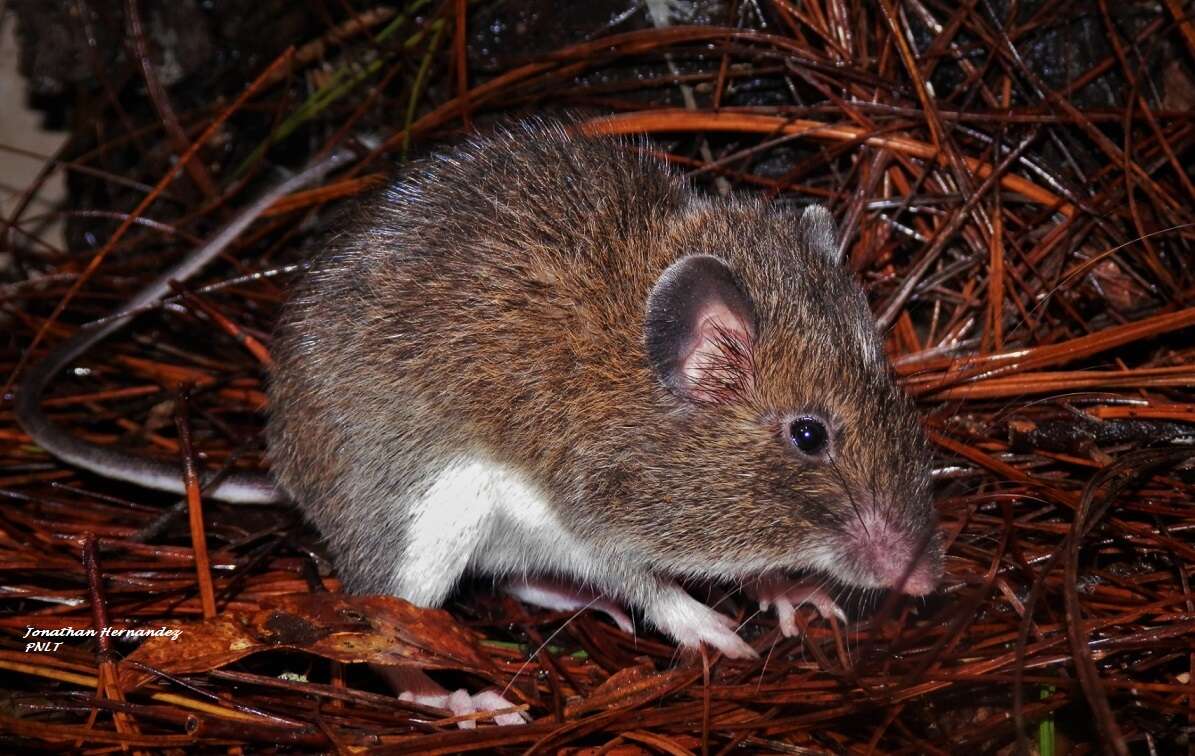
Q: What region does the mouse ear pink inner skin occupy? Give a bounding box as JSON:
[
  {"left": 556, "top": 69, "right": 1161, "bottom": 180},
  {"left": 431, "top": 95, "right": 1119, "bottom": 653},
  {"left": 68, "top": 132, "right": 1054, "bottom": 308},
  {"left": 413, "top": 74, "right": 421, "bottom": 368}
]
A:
[{"left": 645, "top": 254, "right": 757, "bottom": 404}]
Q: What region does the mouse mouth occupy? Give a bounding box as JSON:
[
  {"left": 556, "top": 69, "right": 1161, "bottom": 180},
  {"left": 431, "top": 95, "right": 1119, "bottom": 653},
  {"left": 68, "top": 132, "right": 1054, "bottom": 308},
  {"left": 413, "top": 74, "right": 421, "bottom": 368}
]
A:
[
  {"left": 748, "top": 514, "right": 942, "bottom": 598},
  {"left": 831, "top": 513, "right": 944, "bottom": 596}
]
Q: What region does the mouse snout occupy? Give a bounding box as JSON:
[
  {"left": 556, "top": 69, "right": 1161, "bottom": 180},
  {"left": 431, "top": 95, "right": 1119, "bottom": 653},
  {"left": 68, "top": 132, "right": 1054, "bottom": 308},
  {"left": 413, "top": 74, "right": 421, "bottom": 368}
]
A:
[{"left": 841, "top": 512, "right": 943, "bottom": 596}]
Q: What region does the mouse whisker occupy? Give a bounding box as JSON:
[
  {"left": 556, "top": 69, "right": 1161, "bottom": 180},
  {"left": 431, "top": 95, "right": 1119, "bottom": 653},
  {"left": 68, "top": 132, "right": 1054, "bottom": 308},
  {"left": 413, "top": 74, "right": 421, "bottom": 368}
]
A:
[
  {"left": 757, "top": 631, "right": 782, "bottom": 693},
  {"left": 734, "top": 605, "right": 765, "bottom": 635},
  {"left": 501, "top": 591, "right": 605, "bottom": 699},
  {"left": 828, "top": 452, "right": 868, "bottom": 535}
]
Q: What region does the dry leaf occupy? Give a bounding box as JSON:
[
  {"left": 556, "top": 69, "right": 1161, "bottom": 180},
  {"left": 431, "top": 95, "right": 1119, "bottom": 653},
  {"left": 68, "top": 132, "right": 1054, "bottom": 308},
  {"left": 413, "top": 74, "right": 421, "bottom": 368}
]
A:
[{"left": 119, "top": 592, "right": 495, "bottom": 689}]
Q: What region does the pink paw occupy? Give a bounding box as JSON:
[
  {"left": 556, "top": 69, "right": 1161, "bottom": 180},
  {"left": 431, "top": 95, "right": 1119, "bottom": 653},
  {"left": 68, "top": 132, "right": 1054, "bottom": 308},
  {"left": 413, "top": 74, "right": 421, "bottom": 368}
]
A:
[
  {"left": 398, "top": 687, "right": 527, "bottom": 728},
  {"left": 752, "top": 576, "right": 845, "bottom": 637},
  {"left": 507, "top": 578, "right": 635, "bottom": 634},
  {"left": 378, "top": 666, "right": 527, "bottom": 728}
]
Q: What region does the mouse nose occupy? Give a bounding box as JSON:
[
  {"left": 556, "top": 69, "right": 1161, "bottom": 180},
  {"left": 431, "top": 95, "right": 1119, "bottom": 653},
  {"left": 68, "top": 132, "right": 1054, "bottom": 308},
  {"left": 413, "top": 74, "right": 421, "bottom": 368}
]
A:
[{"left": 846, "top": 515, "right": 943, "bottom": 595}]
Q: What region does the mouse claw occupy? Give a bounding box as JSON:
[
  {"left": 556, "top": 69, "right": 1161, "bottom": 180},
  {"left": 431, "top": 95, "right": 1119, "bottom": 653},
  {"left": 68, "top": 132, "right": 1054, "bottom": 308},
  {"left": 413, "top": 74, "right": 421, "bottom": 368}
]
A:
[
  {"left": 752, "top": 577, "right": 845, "bottom": 638},
  {"left": 671, "top": 607, "right": 758, "bottom": 660},
  {"left": 703, "top": 622, "right": 759, "bottom": 660}
]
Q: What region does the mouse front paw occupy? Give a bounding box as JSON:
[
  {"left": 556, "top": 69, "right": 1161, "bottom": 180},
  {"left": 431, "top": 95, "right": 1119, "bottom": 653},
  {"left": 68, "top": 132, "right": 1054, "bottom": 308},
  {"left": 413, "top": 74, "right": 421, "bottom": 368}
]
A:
[
  {"left": 645, "top": 584, "right": 758, "bottom": 660},
  {"left": 751, "top": 575, "right": 846, "bottom": 637}
]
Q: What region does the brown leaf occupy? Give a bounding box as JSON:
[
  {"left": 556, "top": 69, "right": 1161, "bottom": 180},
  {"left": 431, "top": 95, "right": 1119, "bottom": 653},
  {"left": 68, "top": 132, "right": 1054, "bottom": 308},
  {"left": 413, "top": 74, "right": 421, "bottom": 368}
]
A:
[{"left": 119, "top": 593, "right": 495, "bottom": 689}]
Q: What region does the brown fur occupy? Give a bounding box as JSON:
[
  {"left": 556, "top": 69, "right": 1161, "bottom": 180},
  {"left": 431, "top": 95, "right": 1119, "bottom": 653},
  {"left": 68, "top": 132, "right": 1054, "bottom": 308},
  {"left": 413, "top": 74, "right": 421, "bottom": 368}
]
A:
[{"left": 266, "top": 117, "right": 941, "bottom": 606}]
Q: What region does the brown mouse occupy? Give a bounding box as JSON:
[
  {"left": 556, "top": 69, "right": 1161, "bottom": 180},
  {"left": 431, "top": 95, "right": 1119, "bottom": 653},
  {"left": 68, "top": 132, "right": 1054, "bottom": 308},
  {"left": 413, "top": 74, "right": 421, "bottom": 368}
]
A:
[
  {"left": 266, "top": 116, "right": 943, "bottom": 666},
  {"left": 17, "top": 116, "right": 942, "bottom": 724}
]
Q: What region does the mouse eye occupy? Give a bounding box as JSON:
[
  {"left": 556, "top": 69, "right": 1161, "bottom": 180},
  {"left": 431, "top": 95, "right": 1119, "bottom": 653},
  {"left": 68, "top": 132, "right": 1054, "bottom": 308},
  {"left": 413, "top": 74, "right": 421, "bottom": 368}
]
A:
[{"left": 788, "top": 417, "right": 828, "bottom": 456}]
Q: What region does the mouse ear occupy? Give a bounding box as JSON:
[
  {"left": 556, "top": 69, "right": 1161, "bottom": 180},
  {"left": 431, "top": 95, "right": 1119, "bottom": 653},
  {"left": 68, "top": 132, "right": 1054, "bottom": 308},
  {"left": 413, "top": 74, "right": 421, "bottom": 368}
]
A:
[
  {"left": 645, "top": 255, "right": 756, "bottom": 403},
  {"left": 800, "top": 205, "right": 842, "bottom": 265}
]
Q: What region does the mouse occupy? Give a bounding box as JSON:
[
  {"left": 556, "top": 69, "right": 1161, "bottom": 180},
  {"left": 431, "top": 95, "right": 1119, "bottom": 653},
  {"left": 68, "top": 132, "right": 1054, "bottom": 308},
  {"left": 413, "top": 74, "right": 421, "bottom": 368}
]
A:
[
  {"left": 15, "top": 116, "right": 943, "bottom": 726},
  {"left": 266, "top": 116, "right": 943, "bottom": 661}
]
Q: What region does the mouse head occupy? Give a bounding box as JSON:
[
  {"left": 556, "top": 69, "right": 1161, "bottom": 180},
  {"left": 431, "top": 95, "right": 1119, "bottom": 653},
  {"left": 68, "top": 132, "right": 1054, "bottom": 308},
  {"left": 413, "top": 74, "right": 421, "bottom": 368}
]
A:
[{"left": 640, "top": 204, "right": 942, "bottom": 597}]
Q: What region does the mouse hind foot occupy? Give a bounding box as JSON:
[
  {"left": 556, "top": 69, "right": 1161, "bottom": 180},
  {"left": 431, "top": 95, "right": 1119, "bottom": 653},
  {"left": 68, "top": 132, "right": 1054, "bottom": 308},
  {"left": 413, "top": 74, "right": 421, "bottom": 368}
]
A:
[
  {"left": 510, "top": 575, "right": 758, "bottom": 660},
  {"left": 377, "top": 666, "right": 527, "bottom": 728},
  {"left": 506, "top": 577, "right": 635, "bottom": 634}
]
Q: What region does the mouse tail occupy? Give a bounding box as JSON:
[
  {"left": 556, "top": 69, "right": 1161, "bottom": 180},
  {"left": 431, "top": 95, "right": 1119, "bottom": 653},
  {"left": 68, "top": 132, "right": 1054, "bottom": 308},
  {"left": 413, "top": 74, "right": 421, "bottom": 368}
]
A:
[
  {"left": 15, "top": 330, "right": 280, "bottom": 503},
  {"left": 13, "top": 144, "right": 359, "bottom": 505}
]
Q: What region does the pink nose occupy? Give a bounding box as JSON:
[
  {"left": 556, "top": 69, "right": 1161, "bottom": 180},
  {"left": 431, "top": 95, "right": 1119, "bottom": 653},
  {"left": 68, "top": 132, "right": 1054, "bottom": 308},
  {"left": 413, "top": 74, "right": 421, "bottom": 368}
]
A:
[
  {"left": 866, "top": 544, "right": 940, "bottom": 595},
  {"left": 851, "top": 519, "right": 943, "bottom": 595}
]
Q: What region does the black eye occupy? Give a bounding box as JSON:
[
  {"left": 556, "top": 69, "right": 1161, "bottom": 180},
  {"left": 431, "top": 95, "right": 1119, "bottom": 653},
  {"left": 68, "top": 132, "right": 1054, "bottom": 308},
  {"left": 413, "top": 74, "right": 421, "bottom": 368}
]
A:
[{"left": 789, "top": 417, "right": 828, "bottom": 455}]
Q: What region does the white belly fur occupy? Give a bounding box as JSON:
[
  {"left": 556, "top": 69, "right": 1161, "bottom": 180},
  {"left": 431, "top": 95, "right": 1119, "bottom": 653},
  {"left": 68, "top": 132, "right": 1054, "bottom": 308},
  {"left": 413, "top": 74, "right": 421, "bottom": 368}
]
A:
[{"left": 393, "top": 456, "right": 604, "bottom": 605}]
